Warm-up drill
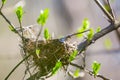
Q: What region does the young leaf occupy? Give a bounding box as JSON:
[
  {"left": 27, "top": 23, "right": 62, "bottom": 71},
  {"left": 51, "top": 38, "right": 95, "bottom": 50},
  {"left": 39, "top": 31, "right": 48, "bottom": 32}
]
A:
[
  {"left": 9, "top": 26, "right": 17, "bottom": 33},
  {"left": 16, "top": 6, "right": 23, "bottom": 22},
  {"left": 104, "top": 4, "right": 110, "bottom": 12},
  {"left": 36, "top": 49, "right": 40, "bottom": 58},
  {"left": 96, "top": 26, "right": 101, "bottom": 33},
  {"left": 76, "top": 18, "right": 90, "bottom": 38},
  {"left": 92, "top": 61, "right": 101, "bottom": 77},
  {"left": 104, "top": 38, "right": 112, "bottom": 50},
  {"left": 52, "top": 60, "right": 62, "bottom": 75},
  {"left": 69, "top": 50, "right": 78, "bottom": 62},
  {"left": 82, "top": 18, "right": 90, "bottom": 30},
  {"left": 9, "top": 26, "right": 14, "bottom": 31},
  {"left": 37, "top": 9, "right": 49, "bottom": 26},
  {"left": 68, "top": 69, "right": 80, "bottom": 79},
  {"left": 76, "top": 27, "right": 84, "bottom": 38},
  {"left": 87, "top": 28, "right": 94, "bottom": 40},
  {"left": 44, "top": 28, "right": 50, "bottom": 40},
  {"left": 73, "top": 69, "right": 80, "bottom": 78},
  {"left": 2, "top": 0, "right": 6, "bottom": 4}
]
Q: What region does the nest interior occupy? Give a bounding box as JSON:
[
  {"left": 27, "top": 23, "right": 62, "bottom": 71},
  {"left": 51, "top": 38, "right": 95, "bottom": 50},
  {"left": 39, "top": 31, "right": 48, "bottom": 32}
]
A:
[{"left": 25, "top": 39, "right": 76, "bottom": 78}]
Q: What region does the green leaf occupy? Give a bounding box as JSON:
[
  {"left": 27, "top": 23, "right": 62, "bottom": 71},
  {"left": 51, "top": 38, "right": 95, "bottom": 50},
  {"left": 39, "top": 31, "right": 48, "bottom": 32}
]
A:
[
  {"left": 104, "top": 4, "right": 110, "bottom": 12},
  {"left": 2, "top": 0, "right": 6, "bottom": 4},
  {"left": 9, "top": 26, "right": 17, "bottom": 33},
  {"left": 69, "top": 50, "right": 78, "bottom": 62},
  {"left": 87, "top": 28, "right": 94, "bottom": 40},
  {"left": 76, "top": 27, "right": 84, "bottom": 38},
  {"left": 76, "top": 18, "right": 90, "bottom": 38},
  {"left": 16, "top": 6, "right": 23, "bottom": 22},
  {"left": 37, "top": 9, "right": 49, "bottom": 26},
  {"left": 104, "top": 38, "right": 112, "bottom": 50},
  {"left": 92, "top": 61, "right": 101, "bottom": 77},
  {"left": 52, "top": 60, "right": 62, "bottom": 75},
  {"left": 44, "top": 28, "right": 50, "bottom": 40},
  {"left": 96, "top": 26, "right": 101, "bottom": 33},
  {"left": 82, "top": 18, "right": 90, "bottom": 30},
  {"left": 68, "top": 69, "right": 84, "bottom": 78},
  {"left": 73, "top": 69, "right": 80, "bottom": 78},
  {"left": 36, "top": 49, "right": 40, "bottom": 58}
]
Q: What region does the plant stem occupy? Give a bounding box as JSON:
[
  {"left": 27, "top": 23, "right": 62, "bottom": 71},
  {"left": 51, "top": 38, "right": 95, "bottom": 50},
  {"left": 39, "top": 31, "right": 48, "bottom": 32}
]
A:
[
  {"left": 70, "top": 63, "right": 111, "bottom": 80},
  {"left": 0, "top": 11, "right": 22, "bottom": 38},
  {"left": 59, "top": 29, "right": 90, "bottom": 42},
  {"left": 35, "top": 26, "right": 43, "bottom": 51},
  {"left": 5, "top": 54, "right": 31, "bottom": 80},
  {"left": 66, "top": 29, "right": 90, "bottom": 38},
  {"left": 36, "top": 26, "right": 43, "bottom": 42},
  {"left": 0, "top": 3, "right": 4, "bottom": 10},
  {"left": 106, "top": 0, "right": 115, "bottom": 19},
  {"left": 78, "top": 22, "right": 120, "bottom": 52},
  {"left": 94, "top": 0, "right": 114, "bottom": 22}
]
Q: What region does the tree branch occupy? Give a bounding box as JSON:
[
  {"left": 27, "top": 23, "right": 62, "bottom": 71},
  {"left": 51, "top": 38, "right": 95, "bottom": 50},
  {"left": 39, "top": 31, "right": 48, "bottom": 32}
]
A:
[
  {"left": 106, "top": 0, "right": 115, "bottom": 19},
  {"left": 70, "top": 63, "right": 111, "bottom": 80},
  {"left": 5, "top": 54, "right": 32, "bottom": 80},
  {"left": 94, "top": 0, "right": 114, "bottom": 22},
  {"left": 0, "top": 11, "right": 22, "bottom": 38},
  {"left": 77, "top": 21, "right": 120, "bottom": 52},
  {"left": 77, "top": 0, "right": 120, "bottom": 52}
]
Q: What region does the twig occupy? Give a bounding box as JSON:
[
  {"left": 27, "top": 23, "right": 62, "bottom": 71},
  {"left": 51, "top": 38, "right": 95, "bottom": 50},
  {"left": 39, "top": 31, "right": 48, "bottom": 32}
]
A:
[
  {"left": 77, "top": 18, "right": 120, "bottom": 53},
  {"left": 0, "top": 2, "right": 22, "bottom": 38},
  {"left": 35, "top": 26, "right": 43, "bottom": 42},
  {"left": 0, "top": 11, "right": 22, "bottom": 38},
  {"left": 97, "top": 74, "right": 111, "bottom": 80},
  {"left": 35, "top": 26, "right": 43, "bottom": 51},
  {"left": 20, "top": 48, "right": 32, "bottom": 78},
  {"left": 86, "top": 69, "right": 111, "bottom": 80},
  {"left": 66, "top": 29, "right": 90, "bottom": 38},
  {"left": 82, "top": 51, "right": 86, "bottom": 68},
  {"left": 115, "top": 29, "right": 120, "bottom": 44},
  {"left": 59, "top": 29, "right": 90, "bottom": 42},
  {"left": 19, "top": 19, "right": 25, "bottom": 43},
  {"left": 106, "top": 0, "right": 115, "bottom": 19},
  {"left": 5, "top": 54, "right": 32, "bottom": 80},
  {"left": 70, "top": 63, "right": 111, "bottom": 80},
  {"left": 94, "top": 0, "right": 114, "bottom": 22},
  {"left": 2, "top": 0, "right": 120, "bottom": 80},
  {"left": 102, "top": 0, "right": 120, "bottom": 44},
  {"left": 22, "top": 52, "right": 32, "bottom": 77},
  {"left": 70, "top": 63, "right": 84, "bottom": 70},
  {"left": 0, "top": 3, "right": 4, "bottom": 10}
]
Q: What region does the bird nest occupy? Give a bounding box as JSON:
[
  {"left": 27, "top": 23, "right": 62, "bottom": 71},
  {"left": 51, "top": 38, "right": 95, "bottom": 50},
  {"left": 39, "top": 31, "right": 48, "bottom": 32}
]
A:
[{"left": 24, "top": 38, "right": 77, "bottom": 79}]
